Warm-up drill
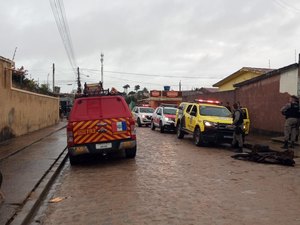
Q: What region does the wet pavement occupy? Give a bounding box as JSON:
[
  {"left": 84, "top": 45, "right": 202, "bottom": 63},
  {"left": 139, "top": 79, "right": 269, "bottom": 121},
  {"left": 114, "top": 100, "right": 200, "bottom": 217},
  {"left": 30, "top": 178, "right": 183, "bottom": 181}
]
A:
[
  {"left": 0, "top": 122, "right": 299, "bottom": 225},
  {"left": 0, "top": 121, "right": 67, "bottom": 225},
  {"left": 33, "top": 128, "right": 300, "bottom": 225}
]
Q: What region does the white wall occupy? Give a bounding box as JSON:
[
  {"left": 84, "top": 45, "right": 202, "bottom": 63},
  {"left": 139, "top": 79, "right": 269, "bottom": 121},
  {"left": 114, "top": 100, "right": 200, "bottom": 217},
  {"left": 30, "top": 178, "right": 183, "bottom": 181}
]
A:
[{"left": 279, "top": 68, "right": 298, "bottom": 95}]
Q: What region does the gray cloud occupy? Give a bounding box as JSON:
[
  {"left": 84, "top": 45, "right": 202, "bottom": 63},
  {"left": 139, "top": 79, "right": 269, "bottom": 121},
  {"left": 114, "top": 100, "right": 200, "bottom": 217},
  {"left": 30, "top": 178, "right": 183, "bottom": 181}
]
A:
[{"left": 1, "top": 0, "right": 300, "bottom": 92}]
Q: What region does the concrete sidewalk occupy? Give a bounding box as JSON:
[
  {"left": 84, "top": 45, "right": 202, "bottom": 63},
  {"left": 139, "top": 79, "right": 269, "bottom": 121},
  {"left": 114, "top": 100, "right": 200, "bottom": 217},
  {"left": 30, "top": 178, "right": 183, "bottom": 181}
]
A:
[
  {"left": 0, "top": 121, "right": 67, "bottom": 161},
  {"left": 0, "top": 121, "right": 67, "bottom": 225},
  {"left": 245, "top": 133, "right": 300, "bottom": 157}
]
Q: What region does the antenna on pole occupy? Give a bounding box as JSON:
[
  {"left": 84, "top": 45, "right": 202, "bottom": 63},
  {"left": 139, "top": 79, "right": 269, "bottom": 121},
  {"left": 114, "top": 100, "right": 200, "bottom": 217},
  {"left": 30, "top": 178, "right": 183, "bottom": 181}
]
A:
[
  {"left": 100, "top": 53, "right": 104, "bottom": 85},
  {"left": 12, "top": 47, "right": 18, "bottom": 61}
]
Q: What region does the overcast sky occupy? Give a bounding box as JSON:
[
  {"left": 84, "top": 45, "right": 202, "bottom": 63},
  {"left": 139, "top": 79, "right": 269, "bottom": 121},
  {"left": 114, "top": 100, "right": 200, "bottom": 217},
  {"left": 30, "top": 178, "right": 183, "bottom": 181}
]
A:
[{"left": 1, "top": 0, "right": 300, "bottom": 93}]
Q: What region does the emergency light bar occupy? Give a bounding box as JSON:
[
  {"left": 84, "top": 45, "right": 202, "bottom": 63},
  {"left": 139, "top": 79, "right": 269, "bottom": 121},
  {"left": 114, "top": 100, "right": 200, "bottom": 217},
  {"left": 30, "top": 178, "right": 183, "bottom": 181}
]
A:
[{"left": 194, "top": 99, "right": 220, "bottom": 104}]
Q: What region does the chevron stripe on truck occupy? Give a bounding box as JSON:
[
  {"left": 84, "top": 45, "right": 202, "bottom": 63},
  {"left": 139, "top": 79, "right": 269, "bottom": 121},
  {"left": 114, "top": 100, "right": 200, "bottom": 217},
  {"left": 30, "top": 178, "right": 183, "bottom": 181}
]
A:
[{"left": 72, "top": 118, "right": 132, "bottom": 144}]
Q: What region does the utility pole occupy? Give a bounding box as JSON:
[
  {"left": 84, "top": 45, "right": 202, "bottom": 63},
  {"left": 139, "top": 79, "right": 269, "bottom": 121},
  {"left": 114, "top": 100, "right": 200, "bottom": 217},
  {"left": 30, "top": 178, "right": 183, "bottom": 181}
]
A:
[
  {"left": 179, "top": 80, "right": 181, "bottom": 91},
  {"left": 101, "top": 53, "right": 104, "bottom": 85},
  {"left": 12, "top": 47, "right": 18, "bottom": 61},
  {"left": 298, "top": 54, "right": 300, "bottom": 96},
  {"left": 77, "top": 67, "right": 81, "bottom": 94},
  {"left": 52, "top": 63, "right": 55, "bottom": 93}
]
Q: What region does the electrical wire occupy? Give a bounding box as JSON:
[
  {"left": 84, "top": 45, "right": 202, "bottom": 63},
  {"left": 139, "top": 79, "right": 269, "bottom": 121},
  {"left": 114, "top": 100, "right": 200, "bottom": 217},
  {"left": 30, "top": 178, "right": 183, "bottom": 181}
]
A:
[
  {"left": 274, "top": 0, "right": 300, "bottom": 13},
  {"left": 49, "top": 0, "right": 77, "bottom": 77},
  {"left": 80, "top": 68, "right": 221, "bottom": 79}
]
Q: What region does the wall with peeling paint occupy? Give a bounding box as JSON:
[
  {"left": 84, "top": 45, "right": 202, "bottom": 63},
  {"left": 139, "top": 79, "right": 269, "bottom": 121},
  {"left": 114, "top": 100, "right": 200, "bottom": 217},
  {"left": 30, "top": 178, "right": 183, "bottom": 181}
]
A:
[{"left": 0, "top": 57, "right": 59, "bottom": 142}]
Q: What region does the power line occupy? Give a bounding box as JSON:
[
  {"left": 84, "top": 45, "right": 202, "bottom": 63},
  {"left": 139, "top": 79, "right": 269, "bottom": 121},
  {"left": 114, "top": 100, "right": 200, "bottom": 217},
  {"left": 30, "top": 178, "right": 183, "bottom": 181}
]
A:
[
  {"left": 274, "top": 0, "right": 300, "bottom": 13},
  {"left": 49, "top": 0, "right": 77, "bottom": 76},
  {"left": 80, "top": 68, "right": 221, "bottom": 79}
]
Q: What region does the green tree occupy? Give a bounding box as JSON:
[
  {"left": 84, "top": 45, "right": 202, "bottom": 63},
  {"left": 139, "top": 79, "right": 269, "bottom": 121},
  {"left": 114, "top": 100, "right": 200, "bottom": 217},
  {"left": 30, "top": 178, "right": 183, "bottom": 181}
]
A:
[
  {"left": 134, "top": 85, "right": 140, "bottom": 92},
  {"left": 128, "top": 91, "right": 136, "bottom": 95},
  {"left": 142, "top": 87, "right": 149, "bottom": 93},
  {"left": 39, "top": 83, "right": 51, "bottom": 95}
]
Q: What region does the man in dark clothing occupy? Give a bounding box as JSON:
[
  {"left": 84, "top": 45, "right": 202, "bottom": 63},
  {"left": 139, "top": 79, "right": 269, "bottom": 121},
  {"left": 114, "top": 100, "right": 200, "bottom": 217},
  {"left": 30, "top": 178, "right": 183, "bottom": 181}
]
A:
[
  {"left": 225, "top": 102, "right": 232, "bottom": 112},
  {"left": 232, "top": 102, "right": 244, "bottom": 152},
  {"left": 281, "top": 95, "right": 300, "bottom": 149}
]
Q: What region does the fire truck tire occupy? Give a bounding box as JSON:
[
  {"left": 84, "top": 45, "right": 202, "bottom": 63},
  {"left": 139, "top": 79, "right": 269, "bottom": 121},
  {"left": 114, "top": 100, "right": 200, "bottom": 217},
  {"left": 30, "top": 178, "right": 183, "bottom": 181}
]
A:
[
  {"left": 137, "top": 118, "right": 142, "bottom": 127},
  {"left": 177, "top": 122, "right": 184, "bottom": 139},
  {"left": 151, "top": 121, "right": 155, "bottom": 130},
  {"left": 125, "top": 147, "right": 137, "bottom": 158},
  {"left": 69, "top": 154, "right": 80, "bottom": 165},
  {"left": 159, "top": 121, "right": 165, "bottom": 133},
  {"left": 194, "top": 127, "right": 204, "bottom": 146}
]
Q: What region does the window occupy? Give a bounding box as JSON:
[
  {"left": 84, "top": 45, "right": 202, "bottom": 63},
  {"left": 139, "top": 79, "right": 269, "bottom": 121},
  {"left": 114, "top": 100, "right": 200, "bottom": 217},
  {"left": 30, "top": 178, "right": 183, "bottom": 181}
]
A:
[
  {"left": 186, "top": 104, "right": 193, "bottom": 114},
  {"left": 140, "top": 107, "right": 154, "bottom": 113},
  {"left": 200, "top": 106, "right": 231, "bottom": 117},
  {"left": 190, "top": 105, "right": 198, "bottom": 116},
  {"left": 163, "top": 107, "right": 177, "bottom": 115}
]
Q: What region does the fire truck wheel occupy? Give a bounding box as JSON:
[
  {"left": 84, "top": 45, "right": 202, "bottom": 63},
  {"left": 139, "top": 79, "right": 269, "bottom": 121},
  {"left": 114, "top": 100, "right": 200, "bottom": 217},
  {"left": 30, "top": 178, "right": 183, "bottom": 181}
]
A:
[
  {"left": 125, "top": 147, "right": 137, "bottom": 158},
  {"left": 69, "top": 154, "right": 80, "bottom": 165}
]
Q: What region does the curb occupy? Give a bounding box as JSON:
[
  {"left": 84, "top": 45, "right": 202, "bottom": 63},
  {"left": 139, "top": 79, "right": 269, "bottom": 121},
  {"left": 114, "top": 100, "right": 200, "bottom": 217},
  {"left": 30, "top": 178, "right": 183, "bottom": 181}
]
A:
[{"left": 9, "top": 148, "right": 68, "bottom": 225}]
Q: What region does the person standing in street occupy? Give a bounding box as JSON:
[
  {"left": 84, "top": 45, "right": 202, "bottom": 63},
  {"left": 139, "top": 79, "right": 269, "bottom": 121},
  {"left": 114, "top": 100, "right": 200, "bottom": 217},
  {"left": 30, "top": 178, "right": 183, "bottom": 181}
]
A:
[
  {"left": 225, "top": 102, "right": 232, "bottom": 113},
  {"left": 232, "top": 102, "right": 244, "bottom": 152},
  {"left": 281, "top": 95, "right": 300, "bottom": 149}
]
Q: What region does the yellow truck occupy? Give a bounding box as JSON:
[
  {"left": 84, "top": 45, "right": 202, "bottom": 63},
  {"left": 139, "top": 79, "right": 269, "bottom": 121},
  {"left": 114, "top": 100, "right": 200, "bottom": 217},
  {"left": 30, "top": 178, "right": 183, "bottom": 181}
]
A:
[{"left": 175, "top": 99, "right": 250, "bottom": 146}]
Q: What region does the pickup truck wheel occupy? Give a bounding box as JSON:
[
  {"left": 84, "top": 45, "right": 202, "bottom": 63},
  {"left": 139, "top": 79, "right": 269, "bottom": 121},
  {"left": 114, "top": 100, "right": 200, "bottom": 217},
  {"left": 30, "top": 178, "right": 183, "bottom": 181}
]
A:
[
  {"left": 159, "top": 121, "right": 165, "bottom": 133},
  {"left": 194, "top": 127, "right": 203, "bottom": 146},
  {"left": 177, "top": 122, "right": 184, "bottom": 139},
  {"left": 125, "top": 146, "right": 136, "bottom": 158},
  {"left": 151, "top": 121, "right": 155, "bottom": 130},
  {"left": 137, "top": 118, "right": 142, "bottom": 127},
  {"left": 69, "top": 154, "right": 80, "bottom": 165}
]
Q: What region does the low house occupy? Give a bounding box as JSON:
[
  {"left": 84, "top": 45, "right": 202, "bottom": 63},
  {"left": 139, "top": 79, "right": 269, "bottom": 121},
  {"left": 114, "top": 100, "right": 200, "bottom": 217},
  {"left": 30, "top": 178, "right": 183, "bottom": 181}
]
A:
[
  {"left": 213, "top": 67, "right": 274, "bottom": 91},
  {"left": 234, "top": 63, "right": 299, "bottom": 134}
]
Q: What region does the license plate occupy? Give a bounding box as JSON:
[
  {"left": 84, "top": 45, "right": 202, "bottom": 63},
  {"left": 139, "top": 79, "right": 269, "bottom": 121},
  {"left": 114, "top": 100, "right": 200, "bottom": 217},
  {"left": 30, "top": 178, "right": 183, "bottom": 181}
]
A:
[{"left": 96, "top": 143, "right": 112, "bottom": 149}]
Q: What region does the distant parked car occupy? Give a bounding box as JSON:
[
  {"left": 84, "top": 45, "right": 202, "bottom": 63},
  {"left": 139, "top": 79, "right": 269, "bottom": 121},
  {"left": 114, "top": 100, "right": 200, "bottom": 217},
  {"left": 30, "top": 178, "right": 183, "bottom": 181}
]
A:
[
  {"left": 132, "top": 106, "right": 155, "bottom": 127},
  {"left": 151, "top": 106, "right": 177, "bottom": 133}
]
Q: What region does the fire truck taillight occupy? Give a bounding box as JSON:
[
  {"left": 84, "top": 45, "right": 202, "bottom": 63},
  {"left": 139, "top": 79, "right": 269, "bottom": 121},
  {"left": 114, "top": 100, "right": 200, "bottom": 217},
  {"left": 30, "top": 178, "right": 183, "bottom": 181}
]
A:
[
  {"left": 67, "top": 123, "right": 74, "bottom": 147},
  {"left": 129, "top": 118, "right": 136, "bottom": 139}
]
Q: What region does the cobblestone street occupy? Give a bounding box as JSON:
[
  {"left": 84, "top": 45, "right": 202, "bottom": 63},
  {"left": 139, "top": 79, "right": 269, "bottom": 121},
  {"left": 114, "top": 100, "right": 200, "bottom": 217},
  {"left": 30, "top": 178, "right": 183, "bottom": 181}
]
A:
[{"left": 35, "top": 127, "right": 300, "bottom": 225}]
